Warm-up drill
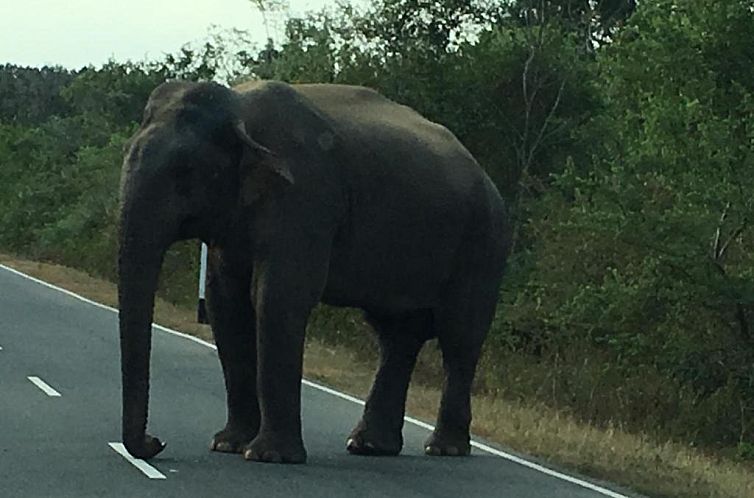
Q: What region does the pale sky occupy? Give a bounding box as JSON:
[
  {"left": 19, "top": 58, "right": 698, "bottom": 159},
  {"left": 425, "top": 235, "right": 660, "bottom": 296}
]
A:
[{"left": 0, "top": 0, "right": 340, "bottom": 69}]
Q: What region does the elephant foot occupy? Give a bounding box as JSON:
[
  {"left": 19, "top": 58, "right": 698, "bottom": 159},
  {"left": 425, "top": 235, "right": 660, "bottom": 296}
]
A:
[
  {"left": 424, "top": 430, "right": 471, "bottom": 457},
  {"left": 210, "top": 426, "right": 257, "bottom": 454},
  {"left": 243, "top": 433, "right": 307, "bottom": 464},
  {"left": 346, "top": 420, "right": 402, "bottom": 456},
  {"left": 124, "top": 434, "right": 166, "bottom": 460}
]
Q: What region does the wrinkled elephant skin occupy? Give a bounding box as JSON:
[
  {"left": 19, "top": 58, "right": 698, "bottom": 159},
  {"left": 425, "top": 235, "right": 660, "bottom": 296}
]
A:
[{"left": 118, "top": 80, "right": 511, "bottom": 464}]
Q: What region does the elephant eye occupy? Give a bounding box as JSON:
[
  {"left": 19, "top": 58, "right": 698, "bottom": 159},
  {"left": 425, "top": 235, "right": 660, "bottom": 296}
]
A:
[
  {"left": 169, "top": 148, "right": 194, "bottom": 172},
  {"left": 171, "top": 150, "right": 194, "bottom": 196}
]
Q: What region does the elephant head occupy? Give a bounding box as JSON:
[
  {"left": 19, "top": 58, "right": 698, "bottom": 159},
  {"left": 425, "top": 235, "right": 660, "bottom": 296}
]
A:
[{"left": 117, "top": 81, "right": 291, "bottom": 459}]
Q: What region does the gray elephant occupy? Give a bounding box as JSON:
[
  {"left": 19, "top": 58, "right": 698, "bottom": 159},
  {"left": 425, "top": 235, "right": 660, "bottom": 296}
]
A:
[{"left": 118, "top": 80, "right": 510, "bottom": 464}]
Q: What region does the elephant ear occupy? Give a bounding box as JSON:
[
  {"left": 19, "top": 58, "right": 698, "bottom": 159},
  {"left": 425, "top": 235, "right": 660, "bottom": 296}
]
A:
[{"left": 233, "top": 120, "right": 294, "bottom": 185}]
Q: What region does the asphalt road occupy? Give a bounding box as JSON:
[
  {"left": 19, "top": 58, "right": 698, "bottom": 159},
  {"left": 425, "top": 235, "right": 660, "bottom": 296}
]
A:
[{"left": 0, "top": 264, "right": 638, "bottom": 498}]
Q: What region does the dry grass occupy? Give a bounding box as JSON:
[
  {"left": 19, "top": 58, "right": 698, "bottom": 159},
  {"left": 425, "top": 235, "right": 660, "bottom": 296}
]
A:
[{"left": 2, "top": 253, "right": 753, "bottom": 498}]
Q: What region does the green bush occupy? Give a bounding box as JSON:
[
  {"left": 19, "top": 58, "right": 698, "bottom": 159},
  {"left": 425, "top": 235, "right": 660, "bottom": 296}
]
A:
[
  {"left": 498, "top": 0, "right": 754, "bottom": 446},
  {"left": 1, "top": 0, "right": 752, "bottom": 455}
]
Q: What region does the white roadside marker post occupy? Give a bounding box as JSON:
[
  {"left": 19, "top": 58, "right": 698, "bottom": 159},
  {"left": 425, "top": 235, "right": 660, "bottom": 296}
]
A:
[{"left": 197, "top": 242, "right": 209, "bottom": 324}]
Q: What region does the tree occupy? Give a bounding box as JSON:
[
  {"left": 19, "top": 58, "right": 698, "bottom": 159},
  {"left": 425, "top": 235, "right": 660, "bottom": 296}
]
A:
[
  {"left": 504, "top": 0, "right": 637, "bottom": 51},
  {"left": 0, "top": 65, "right": 75, "bottom": 124},
  {"left": 61, "top": 62, "right": 164, "bottom": 128},
  {"left": 506, "top": 0, "right": 754, "bottom": 446}
]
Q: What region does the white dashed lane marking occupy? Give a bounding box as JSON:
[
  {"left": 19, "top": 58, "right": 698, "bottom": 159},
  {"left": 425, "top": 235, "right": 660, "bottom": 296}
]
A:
[
  {"left": 2, "top": 263, "right": 632, "bottom": 497},
  {"left": 27, "top": 376, "right": 62, "bottom": 397},
  {"left": 109, "top": 443, "right": 167, "bottom": 479}
]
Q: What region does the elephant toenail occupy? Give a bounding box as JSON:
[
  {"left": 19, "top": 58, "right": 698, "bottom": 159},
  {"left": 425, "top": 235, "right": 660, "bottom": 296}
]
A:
[{"left": 425, "top": 445, "right": 441, "bottom": 456}]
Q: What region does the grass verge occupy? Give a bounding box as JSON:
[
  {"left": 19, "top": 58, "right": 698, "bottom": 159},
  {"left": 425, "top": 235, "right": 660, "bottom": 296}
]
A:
[{"left": 1, "top": 253, "right": 752, "bottom": 498}]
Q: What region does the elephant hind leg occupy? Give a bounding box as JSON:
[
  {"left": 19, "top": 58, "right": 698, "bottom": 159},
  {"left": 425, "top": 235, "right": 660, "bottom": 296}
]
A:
[
  {"left": 346, "top": 310, "right": 430, "bottom": 456},
  {"left": 426, "top": 251, "right": 505, "bottom": 457}
]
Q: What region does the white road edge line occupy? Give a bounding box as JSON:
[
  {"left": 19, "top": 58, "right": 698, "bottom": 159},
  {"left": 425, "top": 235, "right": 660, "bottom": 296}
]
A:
[
  {"left": 109, "top": 442, "right": 167, "bottom": 479},
  {"left": 28, "top": 376, "right": 62, "bottom": 397},
  {"left": 1, "top": 263, "right": 631, "bottom": 498}
]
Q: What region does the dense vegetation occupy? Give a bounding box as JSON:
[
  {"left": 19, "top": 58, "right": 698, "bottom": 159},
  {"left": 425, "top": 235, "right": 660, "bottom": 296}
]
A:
[{"left": 1, "top": 0, "right": 753, "bottom": 459}]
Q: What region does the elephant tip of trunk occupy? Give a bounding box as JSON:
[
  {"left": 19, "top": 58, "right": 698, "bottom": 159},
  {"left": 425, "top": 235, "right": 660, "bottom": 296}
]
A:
[{"left": 124, "top": 435, "right": 167, "bottom": 460}]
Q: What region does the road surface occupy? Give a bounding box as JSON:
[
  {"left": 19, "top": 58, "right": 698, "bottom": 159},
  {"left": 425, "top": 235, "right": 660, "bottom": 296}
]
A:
[{"left": 0, "top": 264, "right": 638, "bottom": 497}]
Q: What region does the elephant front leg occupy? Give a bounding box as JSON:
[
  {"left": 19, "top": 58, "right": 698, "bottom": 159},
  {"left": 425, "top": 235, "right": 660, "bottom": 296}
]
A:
[
  {"left": 242, "top": 302, "right": 309, "bottom": 464},
  {"left": 207, "top": 255, "right": 260, "bottom": 454}
]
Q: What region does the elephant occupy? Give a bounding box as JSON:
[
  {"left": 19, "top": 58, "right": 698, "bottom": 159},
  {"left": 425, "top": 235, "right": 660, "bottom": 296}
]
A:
[{"left": 118, "top": 79, "right": 510, "bottom": 464}]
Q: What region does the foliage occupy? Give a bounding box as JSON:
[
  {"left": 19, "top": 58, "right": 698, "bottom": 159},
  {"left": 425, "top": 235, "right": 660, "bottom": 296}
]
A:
[
  {"left": 503, "top": 0, "right": 754, "bottom": 445},
  {"left": 0, "top": 65, "right": 75, "bottom": 124},
  {"left": 503, "top": 0, "right": 637, "bottom": 48},
  {"left": 0, "top": 0, "right": 752, "bottom": 454}
]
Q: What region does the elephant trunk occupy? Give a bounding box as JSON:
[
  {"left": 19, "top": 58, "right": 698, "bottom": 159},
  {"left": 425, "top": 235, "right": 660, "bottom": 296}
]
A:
[{"left": 117, "top": 211, "right": 170, "bottom": 459}]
